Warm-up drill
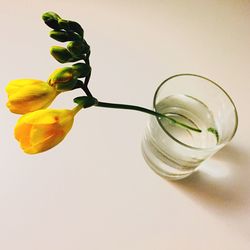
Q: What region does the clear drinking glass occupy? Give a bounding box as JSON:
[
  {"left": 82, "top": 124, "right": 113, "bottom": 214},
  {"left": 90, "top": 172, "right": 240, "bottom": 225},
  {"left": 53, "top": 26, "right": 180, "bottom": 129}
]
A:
[{"left": 142, "top": 74, "right": 238, "bottom": 180}]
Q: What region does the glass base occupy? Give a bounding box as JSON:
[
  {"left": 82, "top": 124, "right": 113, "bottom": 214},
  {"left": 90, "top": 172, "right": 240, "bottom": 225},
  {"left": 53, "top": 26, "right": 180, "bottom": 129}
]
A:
[{"left": 141, "top": 135, "right": 196, "bottom": 180}]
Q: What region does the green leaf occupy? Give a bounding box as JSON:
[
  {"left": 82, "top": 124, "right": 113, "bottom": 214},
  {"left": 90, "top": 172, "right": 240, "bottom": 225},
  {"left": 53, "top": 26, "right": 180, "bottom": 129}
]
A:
[{"left": 73, "top": 96, "right": 98, "bottom": 108}]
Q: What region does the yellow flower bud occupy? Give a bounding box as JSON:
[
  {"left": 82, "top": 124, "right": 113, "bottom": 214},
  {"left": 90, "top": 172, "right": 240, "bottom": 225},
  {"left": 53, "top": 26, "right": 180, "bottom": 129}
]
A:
[
  {"left": 14, "top": 107, "right": 81, "bottom": 154},
  {"left": 48, "top": 67, "right": 78, "bottom": 91},
  {"left": 6, "top": 79, "right": 58, "bottom": 114}
]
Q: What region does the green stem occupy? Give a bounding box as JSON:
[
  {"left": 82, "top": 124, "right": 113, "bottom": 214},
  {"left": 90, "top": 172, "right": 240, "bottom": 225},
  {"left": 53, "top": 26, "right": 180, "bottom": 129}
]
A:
[
  {"left": 80, "top": 48, "right": 92, "bottom": 96},
  {"left": 73, "top": 37, "right": 200, "bottom": 133},
  {"left": 96, "top": 101, "right": 202, "bottom": 132},
  {"left": 84, "top": 70, "right": 91, "bottom": 87},
  {"left": 82, "top": 84, "right": 93, "bottom": 97}
]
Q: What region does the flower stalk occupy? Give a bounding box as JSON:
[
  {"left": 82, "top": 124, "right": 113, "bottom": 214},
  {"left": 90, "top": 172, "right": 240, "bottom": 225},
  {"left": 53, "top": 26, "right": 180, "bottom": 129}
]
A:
[{"left": 96, "top": 101, "right": 201, "bottom": 132}]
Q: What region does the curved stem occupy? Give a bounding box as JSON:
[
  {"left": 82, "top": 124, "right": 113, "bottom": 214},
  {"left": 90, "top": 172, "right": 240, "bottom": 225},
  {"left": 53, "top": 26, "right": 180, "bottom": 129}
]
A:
[
  {"left": 84, "top": 69, "right": 91, "bottom": 87},
  {"left": 82, "top": 84, "right": 93, "bottom": 97},
  {"left": 72, "top": 38, "right": 200, "bottom": 133},
  {"left": 96, "top": 101, "right": 201, "bottom": 132},
  {"left": 79, "top": 48, "right": 93, "bottom": 96}
]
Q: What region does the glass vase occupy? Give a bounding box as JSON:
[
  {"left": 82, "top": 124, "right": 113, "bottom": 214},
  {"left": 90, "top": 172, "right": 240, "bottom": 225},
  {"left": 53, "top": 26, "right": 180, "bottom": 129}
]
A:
[{"left": 142, "top": 74, "right": 238, "bottom": 180}]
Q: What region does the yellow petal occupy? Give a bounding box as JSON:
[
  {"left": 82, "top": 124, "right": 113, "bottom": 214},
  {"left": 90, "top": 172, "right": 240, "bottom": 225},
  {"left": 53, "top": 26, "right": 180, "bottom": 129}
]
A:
[
  {"left": 19, "top": 109, "right": 74, "bottom": 125},
  {"left": 6, "top": 79, "right": 58, "bottom": 114},
  {"left": 6, "top": 79, "right": 45, "bottom": 95},
  {"left": 24, "top": 124, "right": 65, "bottom": 154},
  {"left": 14, "top": 108, "right": 75, "bottom": 154},
  {"left": 14, "top": 122, "right": 32, "bottom": 148}
]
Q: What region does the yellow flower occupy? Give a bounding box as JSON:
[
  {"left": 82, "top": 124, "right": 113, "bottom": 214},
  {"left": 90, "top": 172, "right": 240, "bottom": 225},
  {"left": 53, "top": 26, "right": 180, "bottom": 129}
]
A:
[
  {"left": 6, "top": 79, "right": 58, "bottom": 114},
  {"left": 14, "top": 106, "right": 82, "bottom": 154}
]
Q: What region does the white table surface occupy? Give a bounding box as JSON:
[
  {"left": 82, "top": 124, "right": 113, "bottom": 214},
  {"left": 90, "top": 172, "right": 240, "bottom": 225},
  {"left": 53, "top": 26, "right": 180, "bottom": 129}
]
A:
[{"left": 0, "top": 1, "right": 250, "bottom": 249}]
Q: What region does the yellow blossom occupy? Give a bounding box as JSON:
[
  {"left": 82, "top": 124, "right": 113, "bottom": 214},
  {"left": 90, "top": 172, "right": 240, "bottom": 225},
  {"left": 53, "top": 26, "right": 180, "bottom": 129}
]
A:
[
  {"left": 14, "top": 106, "right": 82, "bottom": 154},
  {"left": 6, "top": 79, "right": 58, "bottom": 114}
]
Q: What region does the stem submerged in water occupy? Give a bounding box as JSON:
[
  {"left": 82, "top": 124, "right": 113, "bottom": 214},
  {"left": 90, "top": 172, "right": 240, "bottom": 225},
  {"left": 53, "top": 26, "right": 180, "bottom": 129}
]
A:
[
  {"left": 96, "top": 101, "right": 202, "bottom": 133},
  {"left": 207, "top": 127, "right": 219, "bottom": 142}
]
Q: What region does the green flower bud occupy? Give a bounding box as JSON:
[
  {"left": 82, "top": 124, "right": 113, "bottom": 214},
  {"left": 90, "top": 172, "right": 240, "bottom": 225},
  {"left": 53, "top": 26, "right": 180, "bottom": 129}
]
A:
[
  {"left": 58, "top": 19, "right": 84, "bottom": 37},
  {"left": 67, "top": 40, "right": 90, "bottom": 57},
  {"left": 50, "top": 30, "right": 81, "bottom": 42},
  {"left": 74, "top": 96, "right": 98, "bottom": 108},
  {"left": 50, "top": 46, "right": 73, "bottom": 63},
  {"left": 48, "top": 67, "right": 78, "bottom": 91},
  {"left": 72, "top": 63, "right": 91, "bottom": 78},
  {"left": 42, "top": 11, "right": 61, "bottom": 30}
]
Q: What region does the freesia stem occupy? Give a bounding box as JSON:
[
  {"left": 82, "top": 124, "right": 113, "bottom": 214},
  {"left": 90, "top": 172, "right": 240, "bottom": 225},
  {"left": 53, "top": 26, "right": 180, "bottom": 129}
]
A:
[
  {"left": 96, "top": 101, "right": 202, "bottom": 132},
  {"left": 77, "top": 38, "right": 201, "bottom": 133},
  {"left": 72, "top": 104, "right": 83, "bottom": 115},
  {"left": 82, "top": 83, "right": 93, "bottom": 97}
]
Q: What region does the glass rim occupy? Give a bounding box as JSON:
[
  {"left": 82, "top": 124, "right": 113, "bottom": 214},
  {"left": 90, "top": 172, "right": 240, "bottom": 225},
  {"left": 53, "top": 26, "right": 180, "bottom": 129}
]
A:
[{"left": 153, "top": 73, "right": 239, "bottom": 151}]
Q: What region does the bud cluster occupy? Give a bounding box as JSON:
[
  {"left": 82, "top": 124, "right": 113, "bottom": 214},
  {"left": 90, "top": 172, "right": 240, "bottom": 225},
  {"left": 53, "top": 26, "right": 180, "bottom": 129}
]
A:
[
  {"left": 42, "top": 11, "right": 92, "bottom": 91},
  {"left": 6, "top": 11, "right": 98, "bottom": 154}
]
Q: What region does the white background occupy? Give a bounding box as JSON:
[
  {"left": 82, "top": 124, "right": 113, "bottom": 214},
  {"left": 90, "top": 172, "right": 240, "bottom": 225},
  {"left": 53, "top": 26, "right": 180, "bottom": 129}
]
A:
[{"left": 0, "top": 0, "right": 250, "bottom": 249}]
